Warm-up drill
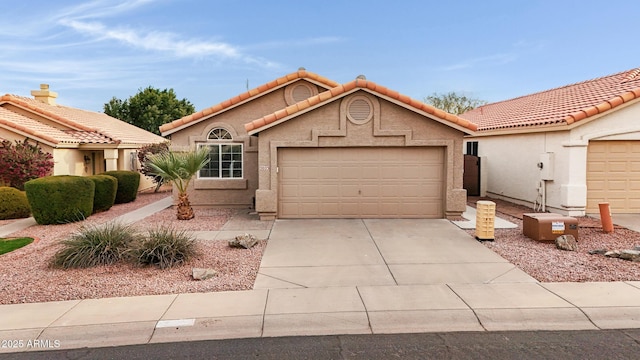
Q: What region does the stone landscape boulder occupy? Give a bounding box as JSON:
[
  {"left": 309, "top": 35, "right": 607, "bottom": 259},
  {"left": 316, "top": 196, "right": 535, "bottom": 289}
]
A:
[
  {"left": 555, "top": 234, "right": 578, "bottom": 251},
  {"left": 229, "top": 233, "right": 259, "bottom": 249},
  {"left": 192, "top": 268, "right": 217, "bottom": 280}
]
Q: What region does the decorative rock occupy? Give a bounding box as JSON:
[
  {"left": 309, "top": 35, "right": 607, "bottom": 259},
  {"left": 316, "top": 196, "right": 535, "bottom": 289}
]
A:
[
  {"left": 555, "top": 234, "right": 578, "bottom": 251},
  {"left": 605, "top": 250, "right": 621, "bottom": 258},
  {"left": 619, "top": 250, "right": 640, "bottom": 261},
  {"left": 192, "top": 268, "right": 217, "bottom": 281},
  {"left": 588, "top": 249, "right": 608, "bottom": 255},
  {"left": 229, "top": 233, "right": 258, "bottom": 249}
]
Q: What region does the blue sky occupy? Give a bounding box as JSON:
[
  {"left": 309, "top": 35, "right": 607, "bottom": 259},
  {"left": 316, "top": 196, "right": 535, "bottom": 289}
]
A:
[{"left": 1, "top": 0, "right": 639, "bottom": 113}]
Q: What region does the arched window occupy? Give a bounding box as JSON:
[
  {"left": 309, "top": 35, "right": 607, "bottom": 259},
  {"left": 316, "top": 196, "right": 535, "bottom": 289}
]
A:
[
  {"left": 207, "top": 128, "right": 232, "bottom": 140},
  {"left": 198, "top": 127, "right": 242, "bottom": 179}
]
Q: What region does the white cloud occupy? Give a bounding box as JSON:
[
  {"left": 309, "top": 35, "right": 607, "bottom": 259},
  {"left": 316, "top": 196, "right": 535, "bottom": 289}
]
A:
[
  {"left": 53, "top": 1, "right": 277, "bottom": 67},
  {"left": 440, "top": 53, "right": 518, "bottom": 71},
  {"left": 60, "top": 19, "right": 241, "bottom": 59}
]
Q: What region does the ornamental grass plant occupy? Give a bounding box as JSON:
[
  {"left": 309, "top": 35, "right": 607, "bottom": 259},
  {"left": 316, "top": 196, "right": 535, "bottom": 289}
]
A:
[
  {"left": 130, "top": 226, "right": 197, "bottom": 269},
  {"left": 52, "top": 222, "right": 139, "bottom": 269}
]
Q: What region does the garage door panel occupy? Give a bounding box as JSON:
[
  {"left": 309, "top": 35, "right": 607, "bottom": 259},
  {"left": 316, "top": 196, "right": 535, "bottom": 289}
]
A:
[
  {"left": 279, "top": 147, "right": 444, "bottom": 218},
  {"left": 587, "top": 141, "right": 640, "bottom": 213}
]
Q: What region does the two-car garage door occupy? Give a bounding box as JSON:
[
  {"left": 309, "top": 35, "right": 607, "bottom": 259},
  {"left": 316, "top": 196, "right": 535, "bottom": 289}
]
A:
[
  {"left": 278, "top": 147, "right": 444, "bottom": 218},
  {"left": 587, "top": 140, "right": 640, "bottom": 213}
]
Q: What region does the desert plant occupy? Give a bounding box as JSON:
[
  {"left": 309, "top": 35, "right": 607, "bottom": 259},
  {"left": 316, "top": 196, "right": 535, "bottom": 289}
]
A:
[
  {"left": 137, "top": 142, "right": 170, "bottom": 192},
  {"left": 0, "top": 139, "right": 53, "bottom": 190},
  {"left": 101, "top": 170, "right": 140, "bottom": 204},
  {"left": 87, "top": 175, "right": 118, "bottom": 213},
  {"left": 52, "top": 222, "right": 139, "bottom": 268},
  {"left": 24, "top": 176, "right": 94, "bottom": 225},
  {"left": 131, "top": 226, "right": 197, "bottom": 269},
  {"left": 146, "top": 148, "right": 209, "bottom": 220},
  {"left": 0, "top": 187, "right": 31, "bottom": 220}
]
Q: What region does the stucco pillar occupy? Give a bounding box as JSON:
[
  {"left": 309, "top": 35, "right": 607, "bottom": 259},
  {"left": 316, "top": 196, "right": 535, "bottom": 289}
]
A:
[
  {"left": 560, "top": 142, "right": 588, "bottom": 215},
  {"left": 103, "top": 149, "right": 119, "bottom": 171}
]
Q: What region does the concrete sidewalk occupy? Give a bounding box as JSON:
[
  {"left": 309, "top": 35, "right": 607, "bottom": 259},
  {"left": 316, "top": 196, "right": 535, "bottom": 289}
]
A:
[
  {"left": 2, "top": 202, "right": 640, "bottom": 353},
  {"left": 2, "top": 282, "right": 640, "bottom": 353}
]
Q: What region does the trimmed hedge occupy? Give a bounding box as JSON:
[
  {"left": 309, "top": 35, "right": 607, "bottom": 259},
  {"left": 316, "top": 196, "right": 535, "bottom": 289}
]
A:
[
  {"left": 87, "top": 175, "right": 118, "bottom": 214},
  {"left": 24, "top": 176, "right": 95, "bottom": 225},
  {"left": 0, "top": 187, "right": 31, "bottom": 220},
  {"left": 102, "top": 171, "right": 140, "bottom": 204}
]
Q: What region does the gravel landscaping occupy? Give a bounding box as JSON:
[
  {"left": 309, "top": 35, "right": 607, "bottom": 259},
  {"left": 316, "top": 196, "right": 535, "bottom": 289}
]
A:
[
  {"left": 0, "top": 190, "right": 266, "bottom": 305},
  {"left": 1, "top": 191, "right": 639, "bottom": 305},
  {"left": 469, "top": 198, "right": 640, "bottom": 282}
]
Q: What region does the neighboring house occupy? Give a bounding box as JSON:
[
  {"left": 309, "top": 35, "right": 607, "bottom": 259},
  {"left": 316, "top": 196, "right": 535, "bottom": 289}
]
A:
[
  {"left": 160, "top": 69, "right": 476, "bottom": 220},
  {"left": 460, "top": 67, "right": 640, "bottom": 215},
  {"left": 0, "top": 84, "right": 167, "bottom": 189}
]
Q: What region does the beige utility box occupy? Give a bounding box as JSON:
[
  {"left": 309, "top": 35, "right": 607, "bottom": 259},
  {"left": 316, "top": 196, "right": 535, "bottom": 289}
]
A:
[
  {"left": 475, "top": 201, "right": 496, "bottom": 241},
  {"left": 522, "top": 213, "right": 579, "bottom": 242}
]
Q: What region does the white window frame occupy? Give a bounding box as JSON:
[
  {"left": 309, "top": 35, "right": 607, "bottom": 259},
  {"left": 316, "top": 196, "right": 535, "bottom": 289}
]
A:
[{"left": 197, "top": 127, "right": 243, "bottom": 179}]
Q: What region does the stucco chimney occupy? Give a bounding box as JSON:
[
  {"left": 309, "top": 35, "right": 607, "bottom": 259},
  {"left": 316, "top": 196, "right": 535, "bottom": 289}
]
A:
[{"left": 31, "top": 84, "right": 58, "bottom": 105}]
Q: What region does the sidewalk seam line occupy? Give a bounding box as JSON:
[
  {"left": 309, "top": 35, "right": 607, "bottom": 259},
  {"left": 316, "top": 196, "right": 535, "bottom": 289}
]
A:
[
  {"left": 362, "top": 219, "right": 398, "bottom": 286},
  {"left": 260, "top": 289, "right": 269, "bottom": 337},
  {"left": 256, "top": 273, "right": 307, "bottom": 288},
  {"left": 486, "top": 266, "right": 521, "bottom": 283},
  {"left": 45, "top": 299, "right": 84, "bottom": 330},
  {"left": 536, "top": 283, "right": 601, "bottom": 330},
  {"left": 355, "top": 286, "right": 373, "bottom": 334},
  {"left": 149, "top": 294, "right": 180, "bottom": 343},
  {"left": 446, "top": 284, "right": 488, "bottom": 331}
]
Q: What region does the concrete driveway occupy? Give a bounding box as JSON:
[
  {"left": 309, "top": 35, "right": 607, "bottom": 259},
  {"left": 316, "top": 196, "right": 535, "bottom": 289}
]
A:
[{"left": 254, "top": 219, "right": 536, "bottom": 289}]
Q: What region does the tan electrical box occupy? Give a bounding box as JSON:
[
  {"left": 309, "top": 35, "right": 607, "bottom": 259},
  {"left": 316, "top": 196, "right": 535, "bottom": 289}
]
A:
[
  {"left": 523, "top": 213, "right": 579, "bottom": 242},
  {"left": 475, "top": 200, "right": 496, "bottom": 241}
]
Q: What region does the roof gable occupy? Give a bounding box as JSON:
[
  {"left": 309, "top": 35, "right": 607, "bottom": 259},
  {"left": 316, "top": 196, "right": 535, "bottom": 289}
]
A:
[
  {"left": 460, "top": 67, "right": 640, "bottom": 132},
  {"left": 0, "top": 94, "right": 165, "bottom": 146},
  {"left": 244, "top": 77, "right": 477, "bottom": 135},
  {"left": 159, "top": 69, "right": 339, "bottom": 136}
]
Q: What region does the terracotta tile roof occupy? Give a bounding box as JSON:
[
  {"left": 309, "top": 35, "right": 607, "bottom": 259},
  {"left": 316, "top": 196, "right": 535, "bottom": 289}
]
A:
[
  {"left": 244, "top": 78, "right": 478, "bottom": 133},
  {"left": 159, "top": 69, "right": 340, "bottom": 135},
  {"left": 0, "top": 94, "right": 165, "bottom": 146},
  {"left": 0, "top": 106, "right": 70, "bottom": 144},
  {"left": 460, "top": 67, "right": 640, "bottom": 131}
]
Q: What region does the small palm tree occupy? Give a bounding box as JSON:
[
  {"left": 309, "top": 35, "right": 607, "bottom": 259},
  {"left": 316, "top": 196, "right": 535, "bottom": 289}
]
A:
[{"left": 146, "top": 147, "right": 209, "bottom": 220}]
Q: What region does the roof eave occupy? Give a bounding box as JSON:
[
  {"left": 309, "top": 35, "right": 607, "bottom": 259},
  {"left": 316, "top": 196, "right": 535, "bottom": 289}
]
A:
[
  {"left": 161, "top": 72, "right": 339, "bottom": 136},
  {"left": 246, "top": 91, "right": 350, "bottom": 136},
  {"left": 361, "top": 89, "right": 477, "bottom": 135},
  {"left": 0, "top": 122, "right": 60, "bottom": 147}
]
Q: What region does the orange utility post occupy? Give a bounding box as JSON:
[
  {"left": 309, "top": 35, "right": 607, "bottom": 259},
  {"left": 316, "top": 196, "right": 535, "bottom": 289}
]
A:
[{"left": 598, "top": 202, "right": 614, "bottom": 233}]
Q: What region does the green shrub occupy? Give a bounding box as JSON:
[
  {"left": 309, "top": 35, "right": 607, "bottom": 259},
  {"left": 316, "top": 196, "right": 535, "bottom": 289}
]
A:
[
  {"left": 102, "top": 171, "right": 140, "bottom": 204},
  {"left": 52, "top": 222, "right": 139, "bottom": 268},
  {"left": 0, "top": 187, "right": 31, "bottom": 220},
  {"left": 24, "top": 176, "right": 94, "bottom": 225},
  {"left": 87, "top": 175, "right": 118, "bottom": 213},
  {"left": 131, "top": 226, "right": 197, "bottom": 269}
]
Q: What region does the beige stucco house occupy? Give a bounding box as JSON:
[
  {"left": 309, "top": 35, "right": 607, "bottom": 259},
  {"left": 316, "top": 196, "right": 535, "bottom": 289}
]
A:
[
  {"left": 0, "top": 85, "right": 167, "bottom": 189},
  {"left": 160, "top": 69, "right": 476, "bottom": 220},
  {"left": 460, "top": 67, "right": 640, "bottom": 215}
]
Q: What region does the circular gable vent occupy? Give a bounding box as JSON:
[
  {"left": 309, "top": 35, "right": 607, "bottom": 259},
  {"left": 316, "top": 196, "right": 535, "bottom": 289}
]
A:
[
  {"left": 347, "top": 97, "right": 373, "bottom": 124},
  {"left": 285, "top": 83, "right": 317, "bottom": 105},
  {"left": 292, "top": 84, "right": 312, "bottom": 102}
]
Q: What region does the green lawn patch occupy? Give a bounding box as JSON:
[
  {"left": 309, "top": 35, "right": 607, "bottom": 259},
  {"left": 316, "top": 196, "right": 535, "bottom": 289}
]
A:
[{"left": 0, "top": 237, "right": 34, "bottom": 255}]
